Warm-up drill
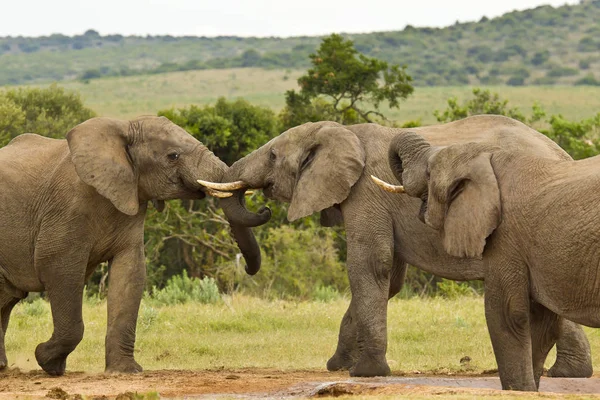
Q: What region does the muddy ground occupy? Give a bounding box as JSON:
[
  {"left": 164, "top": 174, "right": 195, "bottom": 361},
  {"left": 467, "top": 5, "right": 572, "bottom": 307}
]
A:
[{"left": 2, "top": 368, "right": 600, "bottom": 399}]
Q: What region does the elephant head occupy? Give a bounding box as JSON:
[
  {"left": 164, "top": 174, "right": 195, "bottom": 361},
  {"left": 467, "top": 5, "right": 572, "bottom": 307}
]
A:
[
  {"left": 386, "top": 132, "right": 501, "bottom": 259},
  {"left": 198, "top": 121, "right": 365, "bottom": 224},
  {"left": 66, "top": 115, "right": 268, "bottom": 274}
]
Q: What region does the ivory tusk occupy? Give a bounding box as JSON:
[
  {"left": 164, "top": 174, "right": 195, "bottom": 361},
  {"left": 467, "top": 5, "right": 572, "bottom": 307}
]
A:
[
  {"left": 245, "top": 191, "right": 254, "bottom": 196},
  {"left": 204, "top": 188, "right": 233, "bottom": 198},
  {"left": 196, "top": 179, "right": 247, "bottom": 191},
  {"left": 370, "top": 175, "right": 405, "bottom": 194}
]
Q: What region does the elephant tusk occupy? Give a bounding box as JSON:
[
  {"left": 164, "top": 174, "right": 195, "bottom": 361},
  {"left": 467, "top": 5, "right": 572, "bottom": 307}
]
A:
[
  {"left": 204, "top": 188, "right": 233, "bottom": 198},
  {"left": 245, "top": 191, "right": 254, "bottom": 196},
  {"left": 370, "top": 175, "right": 405, "bottom": 194},
  {"left": 197, "top": 179, "right": 248, "bottom": 191}
]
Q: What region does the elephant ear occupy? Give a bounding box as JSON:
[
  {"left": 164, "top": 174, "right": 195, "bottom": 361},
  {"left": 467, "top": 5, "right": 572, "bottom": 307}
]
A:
[
  {"left": 66, "top": 117, "right": 139, "bottom": 216},
  {"left": 287, "top": 124, "right": 365, "bottom": 221},
  {"left": 441, "top": 152, "right": 501, "bottom": 259}
]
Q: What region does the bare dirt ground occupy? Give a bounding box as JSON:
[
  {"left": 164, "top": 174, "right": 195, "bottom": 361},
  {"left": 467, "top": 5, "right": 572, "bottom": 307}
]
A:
[{"left": 2, "top": 368, "right": 600, "bottom": 399}]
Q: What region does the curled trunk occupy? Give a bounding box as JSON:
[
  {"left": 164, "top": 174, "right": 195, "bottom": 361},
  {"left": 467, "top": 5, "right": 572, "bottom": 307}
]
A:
[
  {"left": 388, "top": 131, "right": 433, "bottom": 198},
  {"left": 200, "top": 150, "right": 269, "bottom": 275}
]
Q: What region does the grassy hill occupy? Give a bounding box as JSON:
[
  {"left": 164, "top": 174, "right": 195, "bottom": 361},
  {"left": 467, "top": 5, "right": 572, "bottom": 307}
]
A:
[
  {"left": 30, "top": 68, "right": 600, "bottom": 124},
  {"left": 1, "top": 1, "right": 600, "bottom": 86}
]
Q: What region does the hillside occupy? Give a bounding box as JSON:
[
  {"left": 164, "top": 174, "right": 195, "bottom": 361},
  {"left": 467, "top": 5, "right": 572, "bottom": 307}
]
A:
[
  {"left": 1, "top": 1, "right": 600, "bottom": 86},
  {"left": 33, "top": 68, "right": 600, "bottom": 124}
]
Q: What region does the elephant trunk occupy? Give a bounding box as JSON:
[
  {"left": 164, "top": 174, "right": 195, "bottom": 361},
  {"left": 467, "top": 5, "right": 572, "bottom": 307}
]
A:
[
  {"left": 218, "top": 149, "right": 271, "bottom": 227},
  {"left": 196, "top": 149, "right": 268, "bottom": 276},
  {"left": 388, "top": 131, "right": 432, "bottom": 198}
]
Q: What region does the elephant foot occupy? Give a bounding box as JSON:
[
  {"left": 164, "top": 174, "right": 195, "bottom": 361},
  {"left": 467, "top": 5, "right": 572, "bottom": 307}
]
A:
[
  {"left": 548, "top": 356, "right": 593, "bottom": 378},
  {"left": 327, "top": 352, "right": 357, "bottom": 371},
  {"left": 349, "top": 354, "right": 391, "bottom": 377},
  {"left": 35, "top": 344, "right": 67, "bottom": 376},
  {"left": 105, "top": 358, "right": 143, "bottom": 374},
  {"left": 0, "top": 354, "right": 7, "bottom": 370}
]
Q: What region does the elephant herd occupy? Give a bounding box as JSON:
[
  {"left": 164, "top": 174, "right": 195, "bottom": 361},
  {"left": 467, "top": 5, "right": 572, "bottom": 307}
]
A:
[{"left": 0, "top": 114, "right": 596, "bottom": 391}]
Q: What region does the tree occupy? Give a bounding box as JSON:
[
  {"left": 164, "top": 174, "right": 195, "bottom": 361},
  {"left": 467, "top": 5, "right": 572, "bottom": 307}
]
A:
[
  {"left": 280, "top": 34, "right": 413, "bottom": 129},
  {"left": 0, "top": 84, "right": 96, "bottom": 147}
]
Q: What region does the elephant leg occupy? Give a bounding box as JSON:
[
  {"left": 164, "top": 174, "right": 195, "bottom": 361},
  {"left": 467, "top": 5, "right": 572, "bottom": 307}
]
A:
[
  {"left": 529, "top": 302, "right": 560, "bottom": 389},
  {"left": 0, "top": 297, "right": 21, "bottom": 369},
  {"left": 105, "top": 246, "right": 145, "bottom": 373},
  {"left": 35, "top": 280, "right": 86, "bottom": 376},
  {"left": 327, "top": 297, "right": 359, "bottom": 371},
  {"left": 548, "top": 319, "right": 593, "bottom": 378},
  {"left": 327, "top": 258, "right": 406, "bottom": 372},
  {"left": 484, "top": 263, "right": 537, "bottom": 391},
  {"left": 345, "top": 220, "right": 394, "bottom": 377}
]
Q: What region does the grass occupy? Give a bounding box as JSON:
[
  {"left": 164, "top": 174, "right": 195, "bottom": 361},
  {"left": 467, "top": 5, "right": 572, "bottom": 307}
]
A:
[
  {"left": 22, "top": 68, "right": 600, "bottom": 124},
  {"left": 6, "top": 295, "right": 600, "bottom": 375}
]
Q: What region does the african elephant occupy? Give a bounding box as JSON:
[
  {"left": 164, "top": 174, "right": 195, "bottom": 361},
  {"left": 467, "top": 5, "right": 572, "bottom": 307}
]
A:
[
  {"left": 381, "top": 129, "right": 600, "bottom": 391},
  {"left": 0, "top": 116, "right": 269, "bottom": 376},
  {"left": 200, "top": 115, "right": 592, "bottom": 378}
]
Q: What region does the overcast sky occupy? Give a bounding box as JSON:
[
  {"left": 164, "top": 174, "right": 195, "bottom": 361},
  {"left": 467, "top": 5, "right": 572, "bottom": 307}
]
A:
[{"left": 1, "top": 0, "right": 580, "bottom": 37}]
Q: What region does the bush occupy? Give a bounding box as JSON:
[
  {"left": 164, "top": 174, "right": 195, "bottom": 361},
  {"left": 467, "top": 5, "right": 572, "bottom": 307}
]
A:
[
  {"left": 433, "top": 88, "right": 525, "bottom": 123},
  {"left": 530, "top": 50, "right": 550, "bottom": 65},
  {"left": 312, "top": 285, "right": 342, "bottom": 302},
  {"left": 0, "top": 84, "right": 96, "bottom": 147},
  {"left": 575, "top": 74, "right": 600, "bottom": 86},
  {"left": 506, "top": 76, "right": 525, "bottom": 86},
  {"left": 18, "top": 298, "right": 49, "bottom": 317},
  {"left": 546, "top": 65, "right": 579, "bottom": 77},
  {"left": 150, "top": 270, "right": 221, "bottom": 305},
  {"left": 238, "top": 226, "right": 348, "bottom": 300},
  {"left": 436, "top": 279, "right": 477, "bottom": 299},
  {"left": 532, "top": 76, "right": 557, "bottom": 85}
]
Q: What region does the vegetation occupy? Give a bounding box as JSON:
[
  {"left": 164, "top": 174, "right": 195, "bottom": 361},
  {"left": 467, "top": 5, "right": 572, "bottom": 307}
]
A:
[
  {"left": 7, "top": 296, "right": 600, "bottom": 374},
  {"left": 0, "top": 84, "right": 95, "bottom": 146},
  {"left": 280, "top": 34, "right": 413, "bottom": 128},
  {"left": 1, "top": 1, "right": 600, "bottom": 86},
  {"left": 2, "top": 78, "right": 600, "bottom": 300},
  {"left": 20, "top": 68, "right": 598, "bottom": 124}
]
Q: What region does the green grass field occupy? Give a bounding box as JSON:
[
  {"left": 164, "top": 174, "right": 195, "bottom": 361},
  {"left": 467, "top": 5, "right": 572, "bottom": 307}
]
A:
[
  {"left": 21, "top": 68, "right": 600, "bottom": 125},
  {"left": 6, "top": 295, "right": 600, "bottom": 375}
]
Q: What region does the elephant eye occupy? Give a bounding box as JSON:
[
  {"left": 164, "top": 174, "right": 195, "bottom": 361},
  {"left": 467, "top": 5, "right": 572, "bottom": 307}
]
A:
[
  {"left": 269, "top": 149, "right": 277, "bottom": 162},
  {"left": 167, "top": 152, "right": 180, "bottom": 161}
]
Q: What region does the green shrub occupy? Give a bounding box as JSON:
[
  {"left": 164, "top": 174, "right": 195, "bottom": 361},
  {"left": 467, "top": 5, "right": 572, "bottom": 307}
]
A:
[
  {"left": 150, "top": 270, "right": 221, "bottom": 305},
  {"left": 532, "top": 76, "right": 557, "bottom": 85},
  {"left": 530, "top": 50, "right": 550, "bottom": 65},
  {"left": 312, "top": 285, "right": 342, "bottom": 302},
  {"left": 575, "top": 74, "right": 600, "bottom": 86},
  {"left": 19, "top": 298, "right": 49, "bottom": 317},
  {"left": 546, "top": 66, "right": 579, "bottom": 77},
  {"left": 0, "top": 84, "right": 96, "bottom": 147},
  {"left": 436, "top": 279, "right": 477, "bottom": 299},
  {"left": 506, "top": 76, "right": 525, "bottom": 86},
  {"left": 238, "top": 226, "right": 348, "bottom": 300}
]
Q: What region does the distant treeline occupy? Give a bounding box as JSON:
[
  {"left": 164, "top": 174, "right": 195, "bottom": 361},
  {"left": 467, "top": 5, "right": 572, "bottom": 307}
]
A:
[{"left": 1, "top": 0, "right": 600, "bottom": 86}]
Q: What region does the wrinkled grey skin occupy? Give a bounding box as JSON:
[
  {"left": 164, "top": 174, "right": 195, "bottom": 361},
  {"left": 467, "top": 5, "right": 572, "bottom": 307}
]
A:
[
  {"left": 225, "top": 115, "right": 592, "bottom": 379},
  {"left": 394, "top": 129, "right": 600, "bottom": 391},
  {"left": 0, "top": 116, "right": 265, "bottom": 376}
]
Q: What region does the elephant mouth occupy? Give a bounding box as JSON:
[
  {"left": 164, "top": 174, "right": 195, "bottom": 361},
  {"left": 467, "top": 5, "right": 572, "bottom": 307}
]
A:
[{"left": 263, "top": 182, "right": 274, "bottom": 199}]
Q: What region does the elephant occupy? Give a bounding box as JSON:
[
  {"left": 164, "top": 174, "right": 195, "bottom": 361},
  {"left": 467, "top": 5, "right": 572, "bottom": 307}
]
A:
[
  {"left": 0, "top": 116, "right": 269, "bottom": 376},
  {"left": 199, "top": 115, "right": 592, "bottom": 379},
  {"left": 379, "top": 128, "right": 600, "bottom": 391}
]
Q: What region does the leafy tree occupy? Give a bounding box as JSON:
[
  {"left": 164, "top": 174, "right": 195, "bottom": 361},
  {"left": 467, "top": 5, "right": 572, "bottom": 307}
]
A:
[
  {"left": 0, "top": 84, "right": 96, "bottom": 147},
  {"left": 158, "top": 97, "right": 279, "bottom": 165},
  {"left": 433, "top": 87, "right": 600, "bottom": 160},
  {"left": 433, "top": 88, "right": 526, "bottom": 123},
  {"left": 280, "top": 33, "right": 413, "bottom": 129},
  {"left": 143, "top": 98, "right": 282, "bottom": 291}
]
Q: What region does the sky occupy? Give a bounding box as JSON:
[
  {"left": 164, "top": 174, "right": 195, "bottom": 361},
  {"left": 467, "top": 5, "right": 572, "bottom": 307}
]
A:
[{"left": 0, "top": 0, "right": 581, "bottom": 38}]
